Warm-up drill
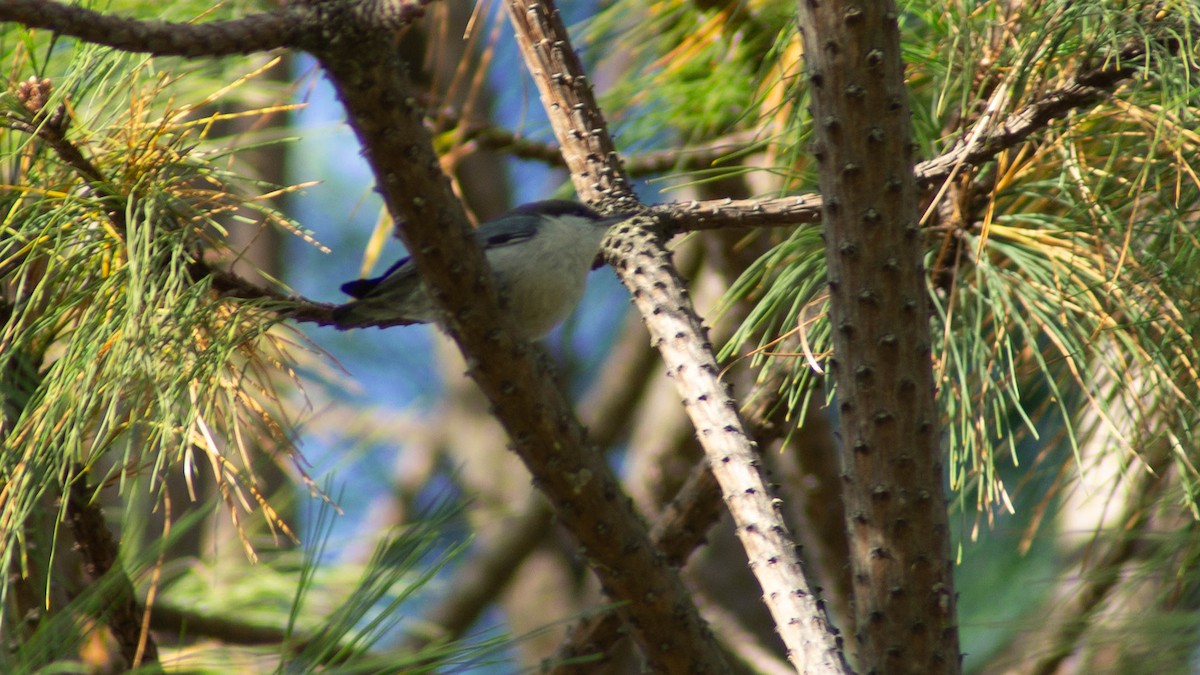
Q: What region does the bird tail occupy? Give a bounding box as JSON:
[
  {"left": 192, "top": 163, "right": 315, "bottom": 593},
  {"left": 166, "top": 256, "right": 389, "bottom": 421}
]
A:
[
  {"left": 330, "top": 301, "right": 420, "bottom": 330},
  {"left": 330, "top": 303, "right": 365, "bottom": 329}
]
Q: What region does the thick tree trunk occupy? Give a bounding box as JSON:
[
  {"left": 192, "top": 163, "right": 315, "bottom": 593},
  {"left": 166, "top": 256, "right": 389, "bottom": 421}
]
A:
[{"left": 792, "top": 0, "right": 962, "bottom": 672}]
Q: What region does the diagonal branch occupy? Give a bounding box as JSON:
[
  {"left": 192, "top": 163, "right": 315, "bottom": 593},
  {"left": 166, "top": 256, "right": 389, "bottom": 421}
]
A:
[
  {"left": 913, "top": 44, "right": 1145, "bottom": 185},
  {"left": 605, "top": 217, "right": 849, "bottom": 672},
  {"left": 502, "top": 0, "right": 634, "bottom": 206},
  {"left": 550, "top": 361, "right": 820, "bottom": 670},
  {"left": 297, "top": 2, "right": 728, "bottom": 672},
  {"left": 503, "top": 0, "right": 848, "bottom": 671},
  {"left": 663, "top": 48, "right": 1149, "bottom": 233}
]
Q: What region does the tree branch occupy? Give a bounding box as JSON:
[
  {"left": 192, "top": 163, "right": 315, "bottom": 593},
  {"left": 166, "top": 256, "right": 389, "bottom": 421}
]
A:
[
  {"left": 3, "top": 82, "right": 128, "bottom": 234},
  {"left": 502, "top": 0, "right": 635, "bottom": 207},
  {"left": 298, "top": 1, "right": 727, "bottom": 672},
  {"left": 504, "top": 0, "right": 847, "bottom": 670},
  {"left": 151, "top": 605, "right": 289, "bottom": 646},
  {"left": 914, "top": 44, "right": 1145, "bottom": 185},
  {"left": 793, "top": 0, "right": 960, "bottom": 670},
  {"left": 548, "top": 351, "right": 839, "bottom": 670},
  {"left": 192, "top": 261, "right": 341, "bottom": 326},
  {"left": 0, "top": 0, "right": 307, "bottom": 57},
  {"left": 66, "top": 469, "right": 158, "bottom": 668},
  {"left": 652, "top": 49, "right": 1149, "bottom": 234},
  {"left": 461, "top": 122, "right": 765, "bottom": 177}
]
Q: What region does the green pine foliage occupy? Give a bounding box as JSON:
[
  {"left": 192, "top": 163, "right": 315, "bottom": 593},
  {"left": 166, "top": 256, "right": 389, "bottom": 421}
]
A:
[
  {"left": 0, "top": 22, "right": 310, "bottom": 645},
  {"left": 591, "top": 0, "right": 1198, "bottom": 664},
  {"left": 0, "top": 13, "right": 513, "bottom": 668},
  {"left": 591, "top": 0, "right": 1200, "bottom": 521}
]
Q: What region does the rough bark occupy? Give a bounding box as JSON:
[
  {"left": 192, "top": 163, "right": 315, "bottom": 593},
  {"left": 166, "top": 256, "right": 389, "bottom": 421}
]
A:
[
  {"left": 66, "top": 474, "right": 158, "bottom": 668},
  {"left": 505, "top": 0, "right": 849, "bottom": 669},
  {"left": 792, "top": 0, "right": 961, "bottom": 672},
  {"left": 294, "top": 2, "right": 729, "bottom": 672}
]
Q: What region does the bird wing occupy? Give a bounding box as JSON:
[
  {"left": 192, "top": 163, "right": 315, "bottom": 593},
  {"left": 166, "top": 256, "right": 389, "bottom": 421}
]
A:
[
  {"left": 476, "top": 217, "right": 537, "bottom": 249},
  {"left": 340, "top": 254, "right": 415, "bottom": 298},
  {"left": 340, "top": 217, "right": 535, "bottom": 298}
]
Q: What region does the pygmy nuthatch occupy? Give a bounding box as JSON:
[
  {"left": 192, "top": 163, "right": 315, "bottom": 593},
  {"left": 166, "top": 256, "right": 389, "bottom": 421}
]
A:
[{"left": 332, "top": 200, "right": 630, "bottom": 338}]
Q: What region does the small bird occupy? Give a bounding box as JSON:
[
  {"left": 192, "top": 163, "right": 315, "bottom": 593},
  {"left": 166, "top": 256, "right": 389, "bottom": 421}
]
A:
[{"left": 331, "top": 200, "right": 630, "bottom": 339}]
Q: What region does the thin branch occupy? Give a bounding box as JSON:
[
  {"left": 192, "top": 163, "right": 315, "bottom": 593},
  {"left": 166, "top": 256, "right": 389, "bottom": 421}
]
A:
[
  {"left": 0, "top": 0, "right": 306, "bottom": 57},
  {"left": 2, "top": 81, "right": 344, "bottom": 334},
  {"left": 3, "top": 85, "right": 127, "bottom": 233},
  {"left": 65, "top": 469, "right": 159, "bottom": 668},
  {"left": 652, "top": 49, "right": 1149, "bottom": 234},
  {"left": 501, "top": 0, "right": 634, "bottom": 206},
  {"left": 462, "top": 122, "right": 765, "bottom": 177},
  {"left": 191, "top": 261, "right": 340, "bottom": 326},
  {"left": 504, "top": 0, "right": 846, "bottom": 669},
  {"left": 622, "top": 131, "right": 765, "bottom": 176},
  {"left": 915, "top": 44, "right": 1146, "bottom": 185},
  {"left": 459, "top": 125, "right": 566, "bottom": 166},
  {"left": 150, "top": 605, "right": 290, "bottom": 646},
  {"left": 653, "top": 195, "right": 824, "bottom": 231}
]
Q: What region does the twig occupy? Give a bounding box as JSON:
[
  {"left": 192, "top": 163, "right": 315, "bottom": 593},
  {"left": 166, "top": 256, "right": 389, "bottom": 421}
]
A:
[
  {"left": 915, "top": 44, "right": 1146, "bottom": 185},
  {"left": 65, "top": 469, "right": 159, "bottom": 668},
  {"left": 191, "top": 261, "right": 340, "bottom": 326},
  {"left": 653, "top": 195, "right": 824, "bottom": 231},
  {"left": 3, "top": 84, "right": 127, "bottom": 234},
  {"left": 622, "top": 131, "right": 765, "bottom": 176},
  {"left": 504, "top": 0, "right": 845, "bottom": 670}
]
